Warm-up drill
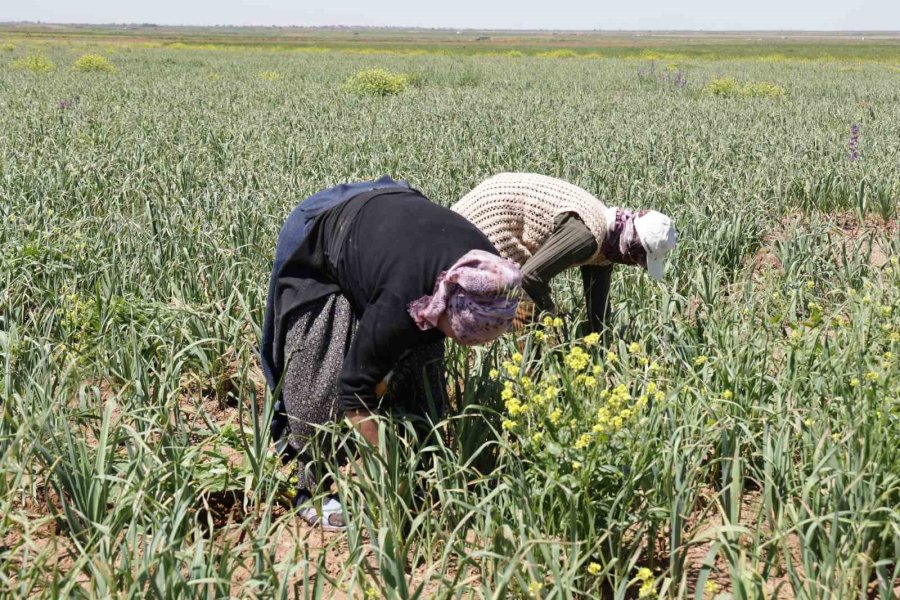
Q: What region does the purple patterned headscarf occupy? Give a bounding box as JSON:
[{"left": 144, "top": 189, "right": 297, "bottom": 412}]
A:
[
  {"left": 600, "top": 208, "right": 648, "bottom": 267},
  {"left": 408, "top": 250, "right": 521, "bottom": 345}
]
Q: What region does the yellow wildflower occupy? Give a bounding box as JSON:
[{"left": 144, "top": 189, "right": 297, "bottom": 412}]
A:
[
  {"left": 722, "top": 390, "right": 733, "bottom": 400},
  {"left": 605, "top": 351, "right": 618, "bottom": 364},
  {"left": 638, "top": 581, "right": 656, "bottom": 599},
  {"left": 805, "top": 280, "right": 815, "bottom": 290},
  {"left": 531, "top": 431, "right": 544, "bottom": 444},
  {"left": 639, "top": 356, "right": 650, "bottom": 366},
  {"left": 505, "top": 397, "right": 524, "bottom": 416},
  {"left": 502, "top": 419, "right": 517, "bottom": 431},
  {"left": 512, "top": 352, "right": 523, "bottom": 362},
  {"left": 849, "top": 377, "right": 859, "bottom": 388},
  {"left": 527, "top": 581, "right": 543, "bottom": 597},
  {"left": 549, "top": 408, "right": 562, "bottom": 424},
  {"left": 565, "top": 346, "right": 590, "bottom": 371},
  {"left": 587, "top": 562, "right": 602, "bottom": 576},
  {"left": 694, "top": 355, "right": 708, "bottom": 367},
  {"left": 628, "top": 342, "right": 642, "bottom": 354},
  {"left": 505, "top": 363, "right": 520, "bottom": 377},
  {"left": 891, "top": 331, "right": 900, "bottom": 343},
  {"left": 553, "top": 317, "right": 564, "bottom": 328},
  {"left": 574, "top": 433, "right": 591, "bottom": 450},
  {"left": 571, "top": 461, "right": 582, "bottom": 470},
  {"left": 704, "top": 580, "right": 720, "bottom": 595},
  {"left": 488, "top": 368, "right": 499, "bottom": 379},
  {"left": 365, "top": 587, "right": 379, "bottom": 598},
  {"left": 542, "top": 315, "right": 553, "bottom": 327},
  {"left": 864, "top": 371, "right": 878, "bottom": 382},
  {"left": 636, "top": 567, "right": 653, "bottom": 581},
  {"left": 533, "top": 330, "right": 545, "bottom": 342},
  {"left": 583, "top": 332, "right": 601, "bottom": 347},
  {"left": 880, "top": 305, "right": 892, "bottom": 318}
]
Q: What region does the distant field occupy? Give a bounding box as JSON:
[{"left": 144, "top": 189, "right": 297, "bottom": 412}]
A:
[
  {"left": 3, "top": 23, "right": 900, "bottom": 61},
  {"left": 1, "top": 27, "right": 899, "bottom": 599}
]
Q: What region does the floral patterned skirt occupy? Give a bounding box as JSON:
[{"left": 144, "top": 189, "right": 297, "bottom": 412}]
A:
[{"left": 271, "top": 292, "right": 446, "bottom": 489}]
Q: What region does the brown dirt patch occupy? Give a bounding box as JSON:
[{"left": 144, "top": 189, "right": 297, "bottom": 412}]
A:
[
  {"left": 750, "top": 212, "right": 896, "bottom": 279},
  {"left": 679, "top": 489, "right": 800, "bottom": 599},
  {"left": 830, "top": 212, "right": 897, "bottom": 268}
]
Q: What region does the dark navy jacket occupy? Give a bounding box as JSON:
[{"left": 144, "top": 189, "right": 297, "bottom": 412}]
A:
[{"left": 260, "top": 175, "right": 411, "bottom": 392}]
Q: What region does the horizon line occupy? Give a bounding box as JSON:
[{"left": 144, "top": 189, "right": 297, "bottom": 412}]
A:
[{"left": 3, "top": 21, "right": 900, "bottom": 35}]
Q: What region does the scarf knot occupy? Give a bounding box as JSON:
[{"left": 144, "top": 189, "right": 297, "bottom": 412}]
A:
[{"left": 600, "top": 209, "right": 647, "bottom": 267}]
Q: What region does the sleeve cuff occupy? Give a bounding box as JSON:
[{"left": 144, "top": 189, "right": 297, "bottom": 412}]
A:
[{"left": 336, "top": 393, "right": 382, "bottom": 413}]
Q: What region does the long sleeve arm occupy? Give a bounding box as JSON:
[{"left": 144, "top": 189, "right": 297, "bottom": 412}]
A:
[
  {"left": 337, "top": 291, "right": 437, "bottom": 412},
  {"left": 520, "top": 212, "right": 598, "bottom": 315}
]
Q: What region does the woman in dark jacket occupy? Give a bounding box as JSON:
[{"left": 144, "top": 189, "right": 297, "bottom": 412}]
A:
[{"left": 261, "top": 176, "right": 521, "bottom": 530}]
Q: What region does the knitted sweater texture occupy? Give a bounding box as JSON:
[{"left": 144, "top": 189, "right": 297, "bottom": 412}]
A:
[{"left": 452, "top": 173, "right": 610, "bottom": 267}]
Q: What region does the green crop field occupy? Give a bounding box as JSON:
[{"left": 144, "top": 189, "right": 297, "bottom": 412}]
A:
[{"left": 1, "top": 29, "right": 899, "bottom": 599}]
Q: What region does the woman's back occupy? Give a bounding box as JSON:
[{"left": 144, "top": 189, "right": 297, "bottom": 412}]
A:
[
  {"left": 335, "top": 191, "right": 496, "bottom": 316},
  {"left": 452, "top": 173, "right": 610, "bottom": 267}
]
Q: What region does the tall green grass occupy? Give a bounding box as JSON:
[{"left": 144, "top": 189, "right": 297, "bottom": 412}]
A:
[{"left": 1, "top": 42, "right": 899, "bottom": 598}]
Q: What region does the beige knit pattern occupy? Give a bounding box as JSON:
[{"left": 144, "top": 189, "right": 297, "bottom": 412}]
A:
[{"left": 452, "top": 173, "right": 611, "bottom": 267}]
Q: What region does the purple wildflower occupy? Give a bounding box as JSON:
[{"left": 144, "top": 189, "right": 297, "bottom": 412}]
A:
[
  {"left": 637, "top": 62, "right": 687, "bottom": 89},
  {"left": 637, "top": 61, "right": 657, "bottom": 84},
  {"left": 58, "top": 95, "right": 81, "bottom": 111},
  {"left": 849, "top": 124, "right": 859, "bottom": 161}
]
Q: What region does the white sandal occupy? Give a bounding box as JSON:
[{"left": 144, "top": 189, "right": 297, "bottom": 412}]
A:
[{"left": 297, "top": 495, "right": 348, "bottom": 531}]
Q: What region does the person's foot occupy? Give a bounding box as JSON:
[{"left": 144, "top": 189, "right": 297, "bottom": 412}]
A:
[{"left": 296, "top": 494, "right": 347, "bottom": 531}]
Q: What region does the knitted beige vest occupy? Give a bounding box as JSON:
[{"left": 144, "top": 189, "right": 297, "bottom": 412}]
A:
[{"left": 452, "top": 173, "right": 611, "bottom": 267}]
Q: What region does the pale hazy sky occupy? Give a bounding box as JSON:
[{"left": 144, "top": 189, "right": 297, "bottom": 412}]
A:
[{"left": 5, "top": 0, "right": 900, "bottom": 30}]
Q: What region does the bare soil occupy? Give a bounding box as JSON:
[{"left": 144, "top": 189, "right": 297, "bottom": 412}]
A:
[{"left": 751, "top": 212, "right": 897, "bottom": 278}]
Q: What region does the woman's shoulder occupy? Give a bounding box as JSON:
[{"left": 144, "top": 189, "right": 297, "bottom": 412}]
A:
[
  {"left": 460, "top": 173, "right": 605, "bottom": 212},
  {"left": 459, "top": 173, "right": 602, "bottom": 202}
]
